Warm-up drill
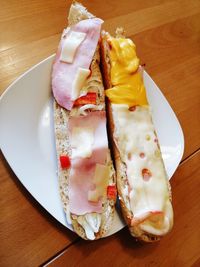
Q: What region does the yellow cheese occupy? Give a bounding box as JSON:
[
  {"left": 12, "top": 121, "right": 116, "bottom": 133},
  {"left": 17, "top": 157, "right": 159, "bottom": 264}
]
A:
[
  {"left": 110, "top": 38, "right": 139, "bottom": 80},
  {"left": 105, "top": 37, "right": 148, "bottom": 106},
  {"left": 105, "top": 73, "right": 147, "bottom": 107},
  {"left": 71, "top": 126, "right": 94, "bottom": 158},
  {"left": 60, "top": 31, "right": 86, "bottom": 63}
]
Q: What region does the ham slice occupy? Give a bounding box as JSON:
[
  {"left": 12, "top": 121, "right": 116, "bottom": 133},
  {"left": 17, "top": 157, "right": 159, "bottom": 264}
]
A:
[
  {"left": 68, "top": 111, "right": 108, "bottom": 215},
  {"left": 52, "top": 18, "right": 103, "bottom": 110}
]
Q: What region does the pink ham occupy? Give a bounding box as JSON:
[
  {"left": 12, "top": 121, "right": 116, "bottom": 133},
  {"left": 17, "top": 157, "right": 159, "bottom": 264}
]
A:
[
  {"left": 68, "top": 111, "right": 108, "bottom": 215},
  {"left": 52, "top": 18, "right": 103, "bottom": 110}
]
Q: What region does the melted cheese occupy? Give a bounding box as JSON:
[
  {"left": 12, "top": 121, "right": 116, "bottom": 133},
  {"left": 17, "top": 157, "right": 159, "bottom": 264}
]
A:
[
  {"left": 60, "top": 31, "right": 86, "bottom": 63},
  {"left": 112, "top": 103, "right": 173, "bottom": 235},
  {"left": 71, "top": 67, "right": 90, "bottom": 100},
  {"left": 110, "top": 38, "right": 139, "bottom": 76},
  {"left": 71, "top": 126, "right": 94, "bottom": 158},
  {"left": 105, "top": 37, "right": 148, "bottom": 106},
  {"left": 105, "top": 76, "right": 147, "bottom": 108},
  {"left": 88, "top": 164, "right": 110, "bottom": 202},
  {"left": 140, "top": 200, "right": 173, "bottom": 235}
]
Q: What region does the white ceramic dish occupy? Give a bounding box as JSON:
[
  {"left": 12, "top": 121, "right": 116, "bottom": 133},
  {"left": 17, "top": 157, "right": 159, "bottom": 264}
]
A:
[{"left": 0, "top": 55, "right": 184, "bottom": 236}]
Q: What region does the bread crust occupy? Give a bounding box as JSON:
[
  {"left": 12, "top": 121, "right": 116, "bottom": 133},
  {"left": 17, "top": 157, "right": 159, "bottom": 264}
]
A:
[
  {"left": 53, "top": 2, "right": 116, "bottom": 240},
  {"left": 100, "top": 31, "right": 173, "bottom": 242}
]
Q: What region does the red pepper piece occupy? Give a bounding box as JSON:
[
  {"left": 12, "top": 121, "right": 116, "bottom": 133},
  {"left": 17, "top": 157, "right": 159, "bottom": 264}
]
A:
[
  {"left": 73, "top": 92, "right": 97, "bottom": 106},
  {"left": 60, "top": 155, "right": 71, "bottom": 169},
  {"left": 107, "top": 185, "right": 117, "bottom": 200}
]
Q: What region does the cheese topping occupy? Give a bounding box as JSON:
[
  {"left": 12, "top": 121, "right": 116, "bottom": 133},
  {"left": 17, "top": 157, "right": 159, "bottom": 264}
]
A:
[
  {"left": 105, "top": 36, "right": 173, "bottom": 236},
  {"left": 60, "top": 31, "right": 86, "bottom": 63},
  {"left": 139, "top": 200, "right": 173, "bottom": 235},
  {"left": 71, "top": 126, "right": 94, "bottom": 158},
  {"left": 71, "top": 67, "right": 90, "bottom": 100},
  {"left": 105, "top": 37, "right": 148, "bottom": 106},
  {"left": 88, "top": 164, "right": 110, "bottom": 202},
  {"left": 111, "top": 103, "right": 173, "bottom": 235}
]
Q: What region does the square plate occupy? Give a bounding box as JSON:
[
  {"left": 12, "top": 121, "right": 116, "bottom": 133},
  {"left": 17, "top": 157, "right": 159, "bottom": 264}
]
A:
[{"left": 0, "top": 55, "right": 184, "bottom": 236}]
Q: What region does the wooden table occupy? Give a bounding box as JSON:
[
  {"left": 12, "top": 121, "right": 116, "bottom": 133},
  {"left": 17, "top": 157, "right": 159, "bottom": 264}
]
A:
[{"left": 1, "top": 1, "right": 200, "bottom": 266}]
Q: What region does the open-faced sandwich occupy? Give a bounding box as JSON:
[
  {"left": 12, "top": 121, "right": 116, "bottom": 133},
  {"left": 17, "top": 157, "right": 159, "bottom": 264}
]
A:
[
  {"left": 100, "top": 29, "right": 173, "bottom": 242},
  {"left": 51, "top": 2, "right": 117, "bottom": 240}
]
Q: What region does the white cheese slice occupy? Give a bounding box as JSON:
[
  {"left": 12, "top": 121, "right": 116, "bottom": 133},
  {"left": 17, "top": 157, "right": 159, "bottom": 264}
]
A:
[
  {"left": 60, "top": 31, "right": 86, "bottom": 63},
  {"left": 71, "top": 67, "right": 90, "bottom": 100},
  {"left": 111, "top": 103, "right": 173, "bottom": 235},
  {"left": 88, "top": 164, "right": 110, "bottom": 202},
  {"left": 71, "top": 126, "right": 94, "bottom": 158}
]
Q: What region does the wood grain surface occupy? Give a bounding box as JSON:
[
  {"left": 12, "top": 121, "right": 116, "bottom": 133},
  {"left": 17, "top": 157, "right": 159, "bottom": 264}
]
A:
[{"left": 0, "top": 0, "right": 200, "bottom": 266}]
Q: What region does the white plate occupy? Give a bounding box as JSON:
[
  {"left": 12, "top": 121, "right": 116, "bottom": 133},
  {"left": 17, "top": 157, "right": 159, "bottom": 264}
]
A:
[{"left": 0, "top": 55, "right": 184, "bottom": 236}]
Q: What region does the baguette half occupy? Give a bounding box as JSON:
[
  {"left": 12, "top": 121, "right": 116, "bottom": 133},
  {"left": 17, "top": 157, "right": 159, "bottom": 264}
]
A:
[
  {"left": 100, "top": 29, "right": 173, "bottom": 242},
  {"left": 53, "top": 2, "right": 116, "bottom": 240}
]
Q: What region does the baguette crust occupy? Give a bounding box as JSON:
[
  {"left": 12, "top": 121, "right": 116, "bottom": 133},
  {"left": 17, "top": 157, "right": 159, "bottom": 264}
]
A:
[
  {"left": 100, "top": 30, "right": 173, "bottom": 242},
  {"left": 53, "top": 2, "right": 116, "bottom": 240}
]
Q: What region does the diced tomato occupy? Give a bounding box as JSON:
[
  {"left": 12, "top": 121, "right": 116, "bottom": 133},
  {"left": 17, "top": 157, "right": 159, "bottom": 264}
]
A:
[
  {"left": 59, "top": 155, "right": 71, "bottom": 169},
  {"left": 107, "top": 185, "right": 117, "bottom": 200},
  {"left": 73, "top": 92, "right": 97, "bottom": 106}
]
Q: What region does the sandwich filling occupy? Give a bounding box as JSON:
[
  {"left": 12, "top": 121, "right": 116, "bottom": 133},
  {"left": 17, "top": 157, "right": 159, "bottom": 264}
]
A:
[
  {"left": 105, "top": 37, "right": 173, "bottom": 236},
  {"left": 52, "top": 18, "right": 103, "bottom": 110}
]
